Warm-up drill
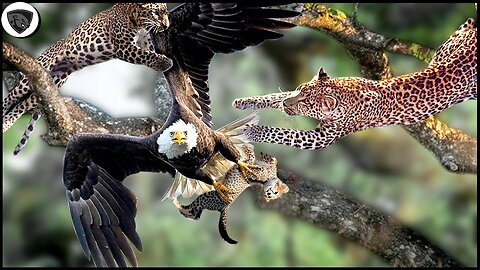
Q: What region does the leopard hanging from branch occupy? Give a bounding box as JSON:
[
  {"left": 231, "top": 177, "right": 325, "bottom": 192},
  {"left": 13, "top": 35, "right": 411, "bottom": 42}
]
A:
[
  {"left": 232, "top": 18, "right": 477, "bottom": 150},
  {"left": 173, "top": 148, "right": 289, "bottom": 244},
  {"left": 3, "top": 3, "right": 172, "bottom": 154}
]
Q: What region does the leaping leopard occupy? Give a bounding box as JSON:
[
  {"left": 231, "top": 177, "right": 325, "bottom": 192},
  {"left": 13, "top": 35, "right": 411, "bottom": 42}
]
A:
[
  {"left": 3, "top": 3, "right": 172, "bottom": 154},
  {"left": 233, "top": 18, "right": 477, "bottom": 150}
]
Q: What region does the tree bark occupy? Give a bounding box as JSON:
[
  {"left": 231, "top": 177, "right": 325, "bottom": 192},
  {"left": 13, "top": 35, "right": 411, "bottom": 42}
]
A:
[{"left": 251, "top": 169, "right": 462, "bottom": 267}]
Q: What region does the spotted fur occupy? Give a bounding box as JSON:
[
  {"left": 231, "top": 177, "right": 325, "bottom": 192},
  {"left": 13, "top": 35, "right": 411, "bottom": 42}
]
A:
[
  {"left": 3, "top": 3, "right": 172, "bottom": 154},
  {"left": 175, "top": 149, "right": 288, "bottom": 244},
  {"left": 233, "top": 18, "right": 477, "bottom": 150}
]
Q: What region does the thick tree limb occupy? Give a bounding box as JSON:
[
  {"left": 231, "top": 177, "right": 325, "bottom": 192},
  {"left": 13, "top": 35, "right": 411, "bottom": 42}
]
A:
[
  {"left": 251, "top": 169, "right": 462, "bottom": 267},
  {"left": 403, "top": 117, "right": 477, "bottom": 173},
  {"left": 3, "top": 42, "right": 74, "bottom": 142},
  {"left": 281, "top": 3, "right": 476, "bottom": 174},
  {"left": 2, "top": 42, "right": 163, "bottom": 146}
]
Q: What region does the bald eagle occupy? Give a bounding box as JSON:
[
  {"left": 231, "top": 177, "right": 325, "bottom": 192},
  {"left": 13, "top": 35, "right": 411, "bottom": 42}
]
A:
[{"left": 62, "top": 3, "right": 299, "bottom": 267}]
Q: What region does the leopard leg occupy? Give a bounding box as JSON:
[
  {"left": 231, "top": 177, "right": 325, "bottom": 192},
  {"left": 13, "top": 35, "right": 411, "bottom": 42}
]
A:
[
  {"left": 3, "top": 95, "right": 35, "bottom": 133},
  {"left": 212, "top": 180, "right": 234, "bottom": 203},
  {"left": 192, "top": 168, "right": 234, "bottom": 203},
  {"left": 243, "top": 123, "right": 344, "bottom": 150},
  {"left": 237, "top": 161, "right": 260, "bottom": 180},
  {"left": 8, "top": 70, "right": 70, "bottom": 154},
  {"left": 3, "top": 77, "right": 31, "bottom": 117},
  {"left": 232, "top": 90, "right": 300, "bottom": 112},
  {"left": 116, "top": 44, "right": 173, "bottom": 72}
]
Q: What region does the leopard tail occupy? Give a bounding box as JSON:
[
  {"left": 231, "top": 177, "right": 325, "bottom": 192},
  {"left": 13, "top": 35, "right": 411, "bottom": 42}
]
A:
[
  {"left": 218, "top": 207, "right": 237, "bottom": 244},
  {"left": 14, "top": 110, "right": 41, "bottom": 155}
]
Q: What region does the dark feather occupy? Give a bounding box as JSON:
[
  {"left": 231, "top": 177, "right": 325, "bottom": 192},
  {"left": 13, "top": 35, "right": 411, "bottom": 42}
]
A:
[
  {"left": 63, "top": 134, "right": 175, "bottom": 266},
  {"left": 169, "top": 3, "right": 299, "bottom": 127}
]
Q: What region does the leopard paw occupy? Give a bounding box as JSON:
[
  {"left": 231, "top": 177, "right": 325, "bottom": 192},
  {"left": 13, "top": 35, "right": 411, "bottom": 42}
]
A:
[
  {"left": 232, "top": 98, "right": 262, "bottom": 110},
  {"left": 162, "top": 57, "right": 173, "bottom": 72},
  {"left": 243, "top": 123, "right": 262, "bottom": 142},
  {"left": 154, "top": 56, "right": 173, "bottom": 72},
  {"left": 232, "top": 98, "right": 249, "bottom": 110}
]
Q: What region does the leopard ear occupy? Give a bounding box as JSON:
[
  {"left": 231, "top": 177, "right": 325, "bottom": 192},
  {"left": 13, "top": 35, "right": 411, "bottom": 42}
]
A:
[
  {"left": 315, "top": 67, "right": 330, "bottom": 81},
  {"left": 321, "top": 95, "right": 337, "bottom": 113},
  {"left": 279, "top": 182, "right": 289, "bottom": 194},
  {"left": 127, "top": 4, "right": 140, "bottom": 26},
  {"left": 271, "top": 156, "right": 277, "bottom": 165}
]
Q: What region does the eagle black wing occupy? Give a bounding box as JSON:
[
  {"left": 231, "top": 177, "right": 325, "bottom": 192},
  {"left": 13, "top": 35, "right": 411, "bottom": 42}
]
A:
[
  {"left": 168, "top": 3, "right": 299, "bottom": 127},
  {"left": 63, "top": 133, "right": 175, "bottom": 267}
]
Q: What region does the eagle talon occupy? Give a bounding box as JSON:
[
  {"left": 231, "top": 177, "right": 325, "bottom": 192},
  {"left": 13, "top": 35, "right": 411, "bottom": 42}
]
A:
[
  {"left": 213, "top": 181, "right": 233, "bottom": 203},
  {"left": 237, "top": 161, "right": 260, "bottom": 180}
]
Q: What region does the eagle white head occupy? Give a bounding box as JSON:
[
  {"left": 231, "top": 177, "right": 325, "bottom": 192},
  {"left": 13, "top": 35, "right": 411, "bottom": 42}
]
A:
[{"left": 157, "top": 119, "right": 199, "bottom": 159}]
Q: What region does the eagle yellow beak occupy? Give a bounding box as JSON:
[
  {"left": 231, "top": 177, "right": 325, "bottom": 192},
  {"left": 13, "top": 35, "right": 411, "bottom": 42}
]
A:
[{"left": 172, "top": 130, "right": 186, "bottom": 144}]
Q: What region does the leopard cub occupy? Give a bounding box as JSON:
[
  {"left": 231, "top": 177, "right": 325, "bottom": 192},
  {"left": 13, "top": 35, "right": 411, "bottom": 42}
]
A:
[{"left": 173, "top": 149, "right": 289, "bottom": 244}]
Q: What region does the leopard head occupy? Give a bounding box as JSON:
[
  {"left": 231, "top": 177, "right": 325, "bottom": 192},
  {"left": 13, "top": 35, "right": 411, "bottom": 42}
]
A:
[
  {"left": 130, "top": 3, "right": 169, "bottom": 33},
  {"left": 257, "top": 152, "right": 288, "bottom": 202},
  {"left": 283, "top": 67, "right": 343, "bottom": 121},
  {"left": 263, "top": 178, "right": 289, "bottom": 202}
]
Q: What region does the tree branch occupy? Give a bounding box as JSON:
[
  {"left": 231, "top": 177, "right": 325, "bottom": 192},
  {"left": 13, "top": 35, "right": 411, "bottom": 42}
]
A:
[
  {"left": 3, "top": 42, "right": 74, "bottom": 142},
  {"left": 281, "top": 3, "right": 476, "bottom": 174},
  {"left": 2, "top": 42, "right": 163, "bottom": 146},
  {"left": 250, "top": 169, "right": 462, "bottom": 267}
]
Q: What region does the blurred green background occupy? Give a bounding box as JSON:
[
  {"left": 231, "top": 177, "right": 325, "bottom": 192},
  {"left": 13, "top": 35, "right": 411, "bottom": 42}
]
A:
[{"left": 2, "top": 3, "right": 477, "bottom": 267}]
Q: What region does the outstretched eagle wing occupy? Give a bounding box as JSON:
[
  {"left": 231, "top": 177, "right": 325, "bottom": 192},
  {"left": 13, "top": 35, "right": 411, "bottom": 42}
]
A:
[
  {"left": 63, "top": 133, "right": 175, "bottom": 267},
  {"left": 168, "top": 3, "right": 299, "bottom": 127}
]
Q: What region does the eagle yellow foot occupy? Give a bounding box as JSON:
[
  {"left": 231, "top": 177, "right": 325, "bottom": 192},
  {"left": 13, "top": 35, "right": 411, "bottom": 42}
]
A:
[
  {"left": 213, "top": 180, "right": 233, "bottom": 203},
  {"left": 237, "top": 161, "right": 260, "bottom": 180}
]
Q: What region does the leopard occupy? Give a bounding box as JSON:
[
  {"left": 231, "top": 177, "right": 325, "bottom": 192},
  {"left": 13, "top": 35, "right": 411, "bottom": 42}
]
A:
[
  {"left": 173, "top": 148, "right": 289, "bottom": 244},
  {"left": 3, "top": 3, "right": 173, "bottom": 155},
  {"left": 232, "top": 18, "right": 477, "bottom": 150}
]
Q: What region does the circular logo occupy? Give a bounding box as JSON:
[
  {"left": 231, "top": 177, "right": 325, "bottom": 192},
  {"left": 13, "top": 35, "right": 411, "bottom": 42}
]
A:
[{"left": 2, "top": 2, "right": 40, "bottom": 38}]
